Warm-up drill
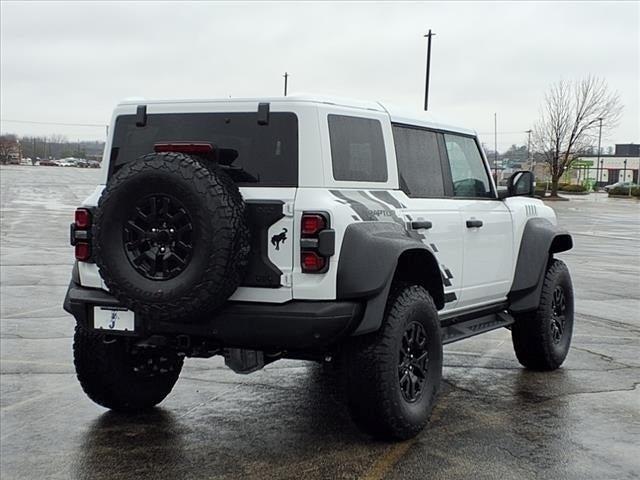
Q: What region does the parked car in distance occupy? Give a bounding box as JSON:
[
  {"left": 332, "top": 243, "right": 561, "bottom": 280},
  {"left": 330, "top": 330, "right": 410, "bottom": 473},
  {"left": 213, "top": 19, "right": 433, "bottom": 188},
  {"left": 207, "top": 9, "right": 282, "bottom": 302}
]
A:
[
  {"left": 603, "top": 181, "right": 638, "bottom": 192},
  {"left": 56, "top": 159, "right": 77, "bottom": 167},
  {"left": 39, "top": 159, "right": 59, "bottom": 166}
]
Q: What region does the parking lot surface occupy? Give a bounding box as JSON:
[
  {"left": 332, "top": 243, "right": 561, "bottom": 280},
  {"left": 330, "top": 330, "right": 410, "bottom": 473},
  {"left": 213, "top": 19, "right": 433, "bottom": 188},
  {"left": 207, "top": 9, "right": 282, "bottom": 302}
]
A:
[{"left": 1, "top": 165, "right": 639, "bottom": 480}]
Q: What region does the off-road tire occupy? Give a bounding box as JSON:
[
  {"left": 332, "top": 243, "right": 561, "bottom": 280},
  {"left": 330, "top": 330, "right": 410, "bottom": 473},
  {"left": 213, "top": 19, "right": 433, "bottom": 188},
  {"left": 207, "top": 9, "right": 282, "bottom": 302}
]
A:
[
  {"left": 511, "top": 259, "right": 574, "bottom": 371},
  {"left": 346, "top": 284, "right": 443, "bottom": 440},
  {"left": 93, "top": 152, "right": 250, "bottom": 321},
  {"left": 73, "top": 325, "right": 183, "bottom": 411}
]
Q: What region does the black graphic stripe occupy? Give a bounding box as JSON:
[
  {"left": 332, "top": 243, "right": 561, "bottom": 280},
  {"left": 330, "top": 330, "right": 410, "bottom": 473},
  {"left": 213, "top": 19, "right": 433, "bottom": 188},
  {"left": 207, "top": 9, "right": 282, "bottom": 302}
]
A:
[
  {"left": 444, "top": 292, "right": 457, "bottom": 303},
  {"left": 369, "top": 190, "right": 406, "bottom": 209},
  {"left": 358, "top": 191, "right": 426, "bottom": 243},
  {"left": 329, "top": 190, "right": 375, "bottom": 221},
  {"left": 430, "top": 243, "right": 439, "bottom": 252}
]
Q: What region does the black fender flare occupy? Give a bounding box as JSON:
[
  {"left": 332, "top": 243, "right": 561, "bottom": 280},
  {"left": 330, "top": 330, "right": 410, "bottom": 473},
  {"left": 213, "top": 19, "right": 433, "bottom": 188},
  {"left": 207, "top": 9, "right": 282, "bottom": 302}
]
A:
[
  {"left": 508, "top": 217, "right": 573, "bottom": 313},
  {"left": 336, "top": 222, "right": 444, "bottom": 335}
]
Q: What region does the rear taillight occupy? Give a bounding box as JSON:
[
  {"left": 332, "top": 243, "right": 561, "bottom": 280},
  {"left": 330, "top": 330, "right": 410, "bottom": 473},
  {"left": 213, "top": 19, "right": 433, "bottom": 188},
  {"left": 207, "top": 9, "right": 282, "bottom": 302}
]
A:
[
  {"left": 71, "top": 208, "right": 92, "bottom": 261},
  {"left": 301, "top": 251, "right": 325, "bottom": 272},
  {"left": 301, "top": 214, "right": 326, "bottom": 236},
  {"left": 300, "top": 212, "right": 334, "bottom": 274},
  {"left": 75, "top": 242, "right": 91, "bottom": 261},
  {"left": 74, "top": 208, "right": 91, "bottom": 229}
]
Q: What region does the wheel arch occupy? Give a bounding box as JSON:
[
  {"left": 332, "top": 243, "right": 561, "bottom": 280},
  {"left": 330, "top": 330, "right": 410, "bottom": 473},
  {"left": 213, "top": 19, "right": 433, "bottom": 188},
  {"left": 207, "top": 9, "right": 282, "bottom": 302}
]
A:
[
  {"left": 508, "top": 217, "right": 573, "bottom": 313},
  {"left": 336, "top": 222, "right": 444, "bottom": 335}
]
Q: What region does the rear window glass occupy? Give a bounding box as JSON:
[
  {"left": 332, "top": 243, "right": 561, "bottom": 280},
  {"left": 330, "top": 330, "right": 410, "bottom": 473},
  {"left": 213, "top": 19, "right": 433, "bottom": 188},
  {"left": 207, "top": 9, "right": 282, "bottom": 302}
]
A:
[
  {"left": 109, "top": 112, "right": 298, "bottom": 187},
  {"left": 328, "top": 114, "right": 387, "bottom": 182}
]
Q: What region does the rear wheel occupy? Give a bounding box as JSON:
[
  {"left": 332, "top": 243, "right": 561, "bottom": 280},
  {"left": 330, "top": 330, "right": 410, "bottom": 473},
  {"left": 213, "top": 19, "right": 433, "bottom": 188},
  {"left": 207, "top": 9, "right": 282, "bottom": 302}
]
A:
[
  {"left": 73, "top": 326, "right": 183, "bottom": 411},
  {"left": 345, "top": 284, "right": 442, "bottom": 440},
  {"left": 511, "top": 259, "right": 574, "bottom": 371}
]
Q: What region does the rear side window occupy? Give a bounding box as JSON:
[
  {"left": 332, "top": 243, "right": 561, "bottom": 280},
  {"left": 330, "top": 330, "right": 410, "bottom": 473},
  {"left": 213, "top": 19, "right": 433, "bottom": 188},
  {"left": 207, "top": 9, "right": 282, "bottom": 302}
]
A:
[
  {"left": 443, "top": 134, "right": 493, "bottom": 198},
  {"left": 392, "top": 125, "right": 445, "bottom": 197},
  {"left": 328, "top": 114, "right": 387, "bottom": 182},
  {"left": 110, "top": 112, "right": 298, "bottom": 187}
]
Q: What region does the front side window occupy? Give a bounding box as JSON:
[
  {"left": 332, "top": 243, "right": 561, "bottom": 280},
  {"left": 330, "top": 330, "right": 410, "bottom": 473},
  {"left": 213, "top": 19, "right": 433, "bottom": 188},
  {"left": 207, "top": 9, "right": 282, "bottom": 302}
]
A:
[
  {"left": 328, "top": 114, "right": 388, "bottom": 182},
  {"left": 392, "top": 125, "right": 444, "bottom": 197},
  {"left": 444, "top": 134, "right": 493, "bottom": 198}
]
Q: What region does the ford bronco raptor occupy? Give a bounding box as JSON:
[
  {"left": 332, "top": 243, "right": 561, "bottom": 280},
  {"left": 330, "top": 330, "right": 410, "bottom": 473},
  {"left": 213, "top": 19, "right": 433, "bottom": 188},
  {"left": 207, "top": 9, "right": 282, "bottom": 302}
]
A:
[{"left": 64, "top": 95, "right": 574, "bottom": 440}]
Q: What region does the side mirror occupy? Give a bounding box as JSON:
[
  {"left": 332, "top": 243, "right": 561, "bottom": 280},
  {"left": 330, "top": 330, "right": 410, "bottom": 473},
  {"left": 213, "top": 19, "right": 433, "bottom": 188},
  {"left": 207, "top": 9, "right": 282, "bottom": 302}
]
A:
[{"left": 507, "top": 171, "right": 535, "bottom": 197}]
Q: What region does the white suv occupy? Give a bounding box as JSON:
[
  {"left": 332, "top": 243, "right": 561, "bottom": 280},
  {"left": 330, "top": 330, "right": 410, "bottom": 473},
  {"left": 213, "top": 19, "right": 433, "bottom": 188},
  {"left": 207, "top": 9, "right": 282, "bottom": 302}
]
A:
[{"left": 64, "top": 95, "right": 574, "bottom": 439}]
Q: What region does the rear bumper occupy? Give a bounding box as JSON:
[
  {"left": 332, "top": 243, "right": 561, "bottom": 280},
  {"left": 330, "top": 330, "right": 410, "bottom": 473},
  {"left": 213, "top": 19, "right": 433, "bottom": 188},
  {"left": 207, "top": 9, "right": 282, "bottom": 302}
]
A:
[{"left": 63, "top": 282, "right": 364, "bottom": 351}]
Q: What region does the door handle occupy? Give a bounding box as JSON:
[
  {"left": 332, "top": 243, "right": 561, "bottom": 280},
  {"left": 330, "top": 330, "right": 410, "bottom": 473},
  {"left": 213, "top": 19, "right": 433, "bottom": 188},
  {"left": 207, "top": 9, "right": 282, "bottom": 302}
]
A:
[
  {"left": 466, "top": 219, "right": 483, "bottom": 228},
  {"left": 411, "top": 220, "right": 433, "bottom": 230}
]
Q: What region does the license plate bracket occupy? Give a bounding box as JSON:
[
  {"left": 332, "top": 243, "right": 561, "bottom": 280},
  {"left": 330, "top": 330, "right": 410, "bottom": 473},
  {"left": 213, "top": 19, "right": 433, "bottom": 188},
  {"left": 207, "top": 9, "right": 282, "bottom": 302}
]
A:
[{"left": 93, "top": 306, "right": 135, "bottom": 332}]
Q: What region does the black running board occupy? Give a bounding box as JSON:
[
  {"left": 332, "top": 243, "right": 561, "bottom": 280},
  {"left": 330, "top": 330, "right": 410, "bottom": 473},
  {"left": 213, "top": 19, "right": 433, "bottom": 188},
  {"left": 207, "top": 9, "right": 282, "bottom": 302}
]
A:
[{"left": 441, "top": 311, "right": 514, "bottom": 345}]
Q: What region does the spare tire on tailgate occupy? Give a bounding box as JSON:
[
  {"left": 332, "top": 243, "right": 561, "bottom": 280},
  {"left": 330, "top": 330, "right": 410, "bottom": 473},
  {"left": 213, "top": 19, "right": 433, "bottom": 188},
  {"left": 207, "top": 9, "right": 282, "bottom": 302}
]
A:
[{"left": 93, "top": 152, "right": 250, "bottom": 321}]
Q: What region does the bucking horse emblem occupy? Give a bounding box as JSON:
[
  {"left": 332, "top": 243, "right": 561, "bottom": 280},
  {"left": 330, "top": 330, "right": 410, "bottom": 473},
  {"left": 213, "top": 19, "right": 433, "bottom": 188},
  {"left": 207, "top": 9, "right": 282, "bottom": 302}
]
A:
[{"left": 271, "top": 228, "right": 288, "bottom": 251}]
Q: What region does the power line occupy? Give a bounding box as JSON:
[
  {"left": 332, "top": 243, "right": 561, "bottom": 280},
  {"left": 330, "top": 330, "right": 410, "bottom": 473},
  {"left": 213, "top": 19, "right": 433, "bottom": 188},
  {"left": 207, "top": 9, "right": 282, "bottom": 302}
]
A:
[
  {"left": 477, "top": 130, "right": 529, "bottom": 135},
  {"left": 1, "top": 119, "right": 107, "bottom": 128}
]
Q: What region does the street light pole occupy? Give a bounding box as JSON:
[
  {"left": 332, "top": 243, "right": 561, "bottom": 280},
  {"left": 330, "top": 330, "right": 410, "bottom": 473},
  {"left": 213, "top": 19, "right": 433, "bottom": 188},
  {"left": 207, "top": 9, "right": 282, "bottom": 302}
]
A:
[
  {"left": 526, "top": 129, "right": 532, "bottom": 171},
  {"left": 494, "top": 113, "right": 498, "bottom": 184},
  {"left": 423, "top": 29, "right": 435, "bottom": 111},
  {"left": 596, "top": 117, "right": 603, "bottom": 188}
]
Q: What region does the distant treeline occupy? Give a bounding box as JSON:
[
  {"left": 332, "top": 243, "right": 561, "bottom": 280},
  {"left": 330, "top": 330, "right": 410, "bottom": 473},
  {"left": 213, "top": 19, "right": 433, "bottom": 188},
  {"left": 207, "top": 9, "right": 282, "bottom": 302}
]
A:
[{"left": 0, "top": 134, "right": 105, "bottom": 163}]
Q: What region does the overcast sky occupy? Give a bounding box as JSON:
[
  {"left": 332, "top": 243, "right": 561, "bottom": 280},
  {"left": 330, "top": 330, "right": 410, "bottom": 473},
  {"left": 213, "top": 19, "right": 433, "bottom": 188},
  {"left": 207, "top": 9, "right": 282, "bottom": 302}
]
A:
[{"left": 1, "top": 1, "right": 638, "bottom": 149}]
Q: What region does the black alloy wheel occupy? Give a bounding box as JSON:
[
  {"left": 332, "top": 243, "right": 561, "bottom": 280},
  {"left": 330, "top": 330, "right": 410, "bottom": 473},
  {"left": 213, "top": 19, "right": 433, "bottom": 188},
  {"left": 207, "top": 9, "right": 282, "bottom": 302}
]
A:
[
  {"left": 123, "top": 194, "right": 194, "bottom": 280},
  {"left": 550, "top": 285, "right": 566, "bottom": 344},
  {"left": 398, "top": 321, "right": 429, "bottom": 403},
  {"left": 511, "top": 259, "right": 574, "bottom": 371}
]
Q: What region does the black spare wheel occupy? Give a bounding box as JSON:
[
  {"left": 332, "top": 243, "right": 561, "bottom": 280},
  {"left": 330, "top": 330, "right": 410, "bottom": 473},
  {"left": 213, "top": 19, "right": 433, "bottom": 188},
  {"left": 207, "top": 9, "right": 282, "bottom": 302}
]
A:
[{"left": 93, "top": 152, "right": 250, "bottom": 321}]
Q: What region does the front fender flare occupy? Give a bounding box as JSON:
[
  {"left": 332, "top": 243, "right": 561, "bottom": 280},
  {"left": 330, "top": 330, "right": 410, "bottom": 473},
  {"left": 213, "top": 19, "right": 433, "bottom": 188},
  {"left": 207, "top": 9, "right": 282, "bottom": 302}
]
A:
[{"left": 509, "top": 217, "right": 573, "bottom": 313}]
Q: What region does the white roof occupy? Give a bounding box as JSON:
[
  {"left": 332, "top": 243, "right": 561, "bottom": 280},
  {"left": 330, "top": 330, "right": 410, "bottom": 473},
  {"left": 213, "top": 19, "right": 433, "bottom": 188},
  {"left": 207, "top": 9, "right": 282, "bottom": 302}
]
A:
[{"left": 118, "top": 94, "right": 475, "bottom": 136}]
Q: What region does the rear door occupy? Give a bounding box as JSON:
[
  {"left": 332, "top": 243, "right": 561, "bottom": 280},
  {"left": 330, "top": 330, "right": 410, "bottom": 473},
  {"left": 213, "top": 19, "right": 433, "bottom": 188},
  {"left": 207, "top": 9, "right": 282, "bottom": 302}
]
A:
[
  {"left": 391, "top": 124, "right": 463, "bottom": 310},
  {"left": 108, "top": 106, "right": 299, "bottom": 302}
]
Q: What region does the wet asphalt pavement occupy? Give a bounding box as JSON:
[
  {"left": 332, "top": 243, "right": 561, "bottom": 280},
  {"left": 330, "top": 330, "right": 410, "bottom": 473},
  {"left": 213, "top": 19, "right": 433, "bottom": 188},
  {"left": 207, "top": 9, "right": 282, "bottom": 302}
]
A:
[{"left": 1, "top": 165, "right": 639, "bottom": 480}]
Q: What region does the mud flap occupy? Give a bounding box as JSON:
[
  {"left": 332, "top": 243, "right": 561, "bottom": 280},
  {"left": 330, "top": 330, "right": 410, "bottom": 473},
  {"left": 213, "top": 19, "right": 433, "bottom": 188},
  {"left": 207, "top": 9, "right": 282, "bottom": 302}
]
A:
[{"left": 224, "top": 348, "right": 265, "bottom": 374}]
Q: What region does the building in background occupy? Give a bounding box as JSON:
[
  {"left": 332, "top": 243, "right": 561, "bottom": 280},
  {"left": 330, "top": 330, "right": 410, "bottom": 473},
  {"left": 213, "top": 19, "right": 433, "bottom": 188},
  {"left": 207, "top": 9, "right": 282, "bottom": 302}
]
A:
[{"left": 570, "top": 143, "right": 639, "bottom": 186}]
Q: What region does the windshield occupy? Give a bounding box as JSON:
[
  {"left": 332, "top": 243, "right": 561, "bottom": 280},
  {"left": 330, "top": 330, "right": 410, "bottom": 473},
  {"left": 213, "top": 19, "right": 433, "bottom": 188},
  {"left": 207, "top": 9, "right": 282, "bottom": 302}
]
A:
[{"left": 109, "top": 111, "right": 298, "bottom": 186}]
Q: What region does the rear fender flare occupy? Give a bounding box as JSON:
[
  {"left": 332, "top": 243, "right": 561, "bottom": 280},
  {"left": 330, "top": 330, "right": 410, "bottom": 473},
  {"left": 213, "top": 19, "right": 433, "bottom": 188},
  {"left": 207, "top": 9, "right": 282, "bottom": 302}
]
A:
[{"left": 336, "top": 222, "right": 444, "bottom": 335}]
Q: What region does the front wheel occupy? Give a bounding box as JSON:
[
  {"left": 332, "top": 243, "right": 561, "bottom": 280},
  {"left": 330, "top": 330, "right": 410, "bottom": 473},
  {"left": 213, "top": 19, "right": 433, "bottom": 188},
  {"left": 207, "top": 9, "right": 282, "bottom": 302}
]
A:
[
  {"left": 511, "top": 259, "right": 574, "bottom": 371},
  {"left": 73, "top": 326, "right": 183, "bottom": 411},
  {"left": 345, "top": 284, "right": 443, "bottom": 440}
]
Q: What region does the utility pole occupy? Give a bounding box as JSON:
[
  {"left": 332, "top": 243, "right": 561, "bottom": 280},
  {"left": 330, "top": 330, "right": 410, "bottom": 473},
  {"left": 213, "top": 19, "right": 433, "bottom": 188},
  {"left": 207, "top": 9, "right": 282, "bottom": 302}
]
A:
[
  {"left": 283, "top": 72, "right": 289, "bottom": 96},
  {"left": 494, "top": 113, "right": 498, "bottom": 184},
  {"left": 526, "top": 129, "right": 533, "bottom": 171},
  {"left": 596, "top": 117, "right": 603, "bottom": 188},
  {"left": 423, "top": 29, "right": 435, "bottom": 111}
]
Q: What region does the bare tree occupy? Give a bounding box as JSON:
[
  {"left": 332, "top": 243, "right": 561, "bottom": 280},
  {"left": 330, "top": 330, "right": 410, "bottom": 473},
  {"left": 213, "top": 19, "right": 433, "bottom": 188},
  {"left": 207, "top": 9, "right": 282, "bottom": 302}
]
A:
[
  {"left": 532, "top": 76, "right": 622, "bottom": 196},
  {"left": 0, "top": 134, "right": 19, "bottom": 164}
]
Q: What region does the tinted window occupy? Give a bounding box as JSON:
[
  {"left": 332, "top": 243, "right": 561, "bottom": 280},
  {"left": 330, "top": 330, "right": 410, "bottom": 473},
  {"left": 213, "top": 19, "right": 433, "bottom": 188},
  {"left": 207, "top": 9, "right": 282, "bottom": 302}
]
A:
[
  {"left": 328, "top": 115, "right": 387, "bottom": 182},
  {"left": 110, "top": 112, "right": 298, "bottom": 187},
  {"left": 444, "top": 134, "right": 493, "bottom": 198},
  {"left": 392, "top": 125, "right": 445, "bottom": 197}
]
